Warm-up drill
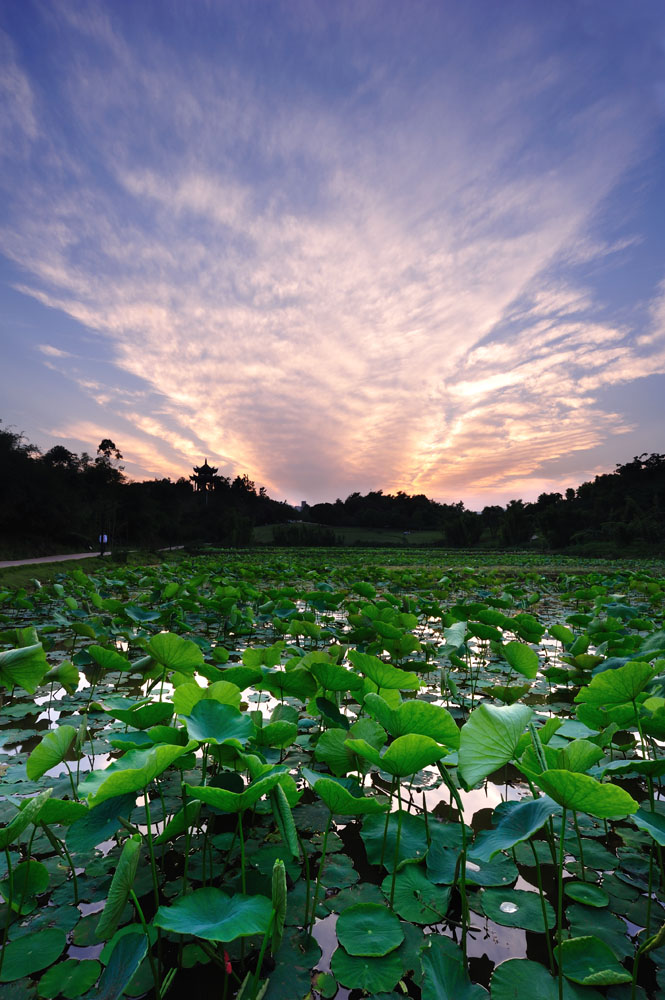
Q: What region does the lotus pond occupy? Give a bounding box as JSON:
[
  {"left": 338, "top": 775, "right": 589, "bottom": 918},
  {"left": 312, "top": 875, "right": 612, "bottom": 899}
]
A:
[{"left": 1, "top": 548, "right": 665, "bottom": 1000}]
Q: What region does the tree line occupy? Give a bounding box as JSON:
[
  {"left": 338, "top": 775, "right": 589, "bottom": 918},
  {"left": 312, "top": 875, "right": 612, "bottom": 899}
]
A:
[{"left": 1, "top": 422, "right": 663, "bottom": 556}]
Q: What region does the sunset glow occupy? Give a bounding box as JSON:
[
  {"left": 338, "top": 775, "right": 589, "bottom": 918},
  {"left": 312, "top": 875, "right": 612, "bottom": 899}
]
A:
[{"left": 2, "top": 2, "right": 664, "bottom": 507}]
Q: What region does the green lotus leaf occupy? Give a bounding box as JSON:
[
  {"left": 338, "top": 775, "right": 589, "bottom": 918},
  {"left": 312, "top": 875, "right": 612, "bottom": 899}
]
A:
[
  {"left": 179, "top": 700, "right": 254, "bottom": 745},
  {"left": 145, "top": 632, "right": 204, "bottom": 673},
  {"left": 186, "top": 771, "right": 294, "bottom": 814},
  {"left": 0, "top": 787, "right": 52, "bottom": 850},
  {"left": 555, "top": 935, "right": 631, "bottom": 985},
  {"left": 302, "top": 768, "right": 388, "bottom": 816},
  {"left": 43, "top": 659, "right": 79, "bottom": 694},
  {"left": 421, "top": 936, "right": 489, "bottom": 1000},
  {"left": 311, "top": 661, "right": 364, "bottom": 692},
  {"left": 565, "top": 904, "right": 631, "bottom": 960},
  {"left": 502, "top": 641, "right": 539, "bottom": 678},
  {"left": 490, "top": 958, "right": 604, "bottom": 1000},
  {"left": 37, "top": 958, "right": 101, "bottom": 998},
  {"left": 532, "top": 770, "right": 638, "bottom": 819},
  {"left": 364, "top": 693, "right": 460, "bottom": 747},
  {"left": 96, "top": 834, "right": 142, "bottom": 940},
  {"left": 153, "top": 800, "right": 201, "bottom": 845},
  {"left": 458, "top": 703, "right": 533, "bottom": 789},
  {"left": 471, "top": 796, "right": 561, "bottom": 862},
  {"left": 253, "top": 720, "right": 298, "bottom": 749},
  {"left": 632, "top": 807, "right": 665, "bottom": 846},
  {"left": 78, "top": 744, "right": 195, "bottom": 807},
  {"left": 0, "top": 927, "right": 66, "bottom": 983},
  {"left": 258, "top": 667, "right": 317, "bottom": 701},
  {"left": 33, "top": 798, "right": 88, "bottom": 826},
  {"left": 107, "top": 702, "right": 174, "bottom": 730},
  {"left": 0, "top": 860, "right": 49, "bottom": 910},
  {"left": 336, "top": 902, "right": 403, "bottom": 956},
  {"left": 96, "top": 931, "right": 147, "bottom": 1000},
  {"left": 153, "top": 887, "right": 272, "bottom": 941},
  {"left": 66, "top": 793, "right": 137, "bottom": 853},
  {"left": 0, "top": 643, "right": 49, "bottom": 695},
  {"left": 218, "top": 665, "right": 263, "bottom": 690},
  {"left": 380, "top": 865, "right": 451, "bottom": 924},
  {"left": 476, "top": 888, "right": 555, "bottom": 931},
  {"left": 172, "top": 679, "right": 241, "bottom": 715},
  {"left": 575, "top": 661, "right": 655, "bottom": 710},
  {"left": 314, "top": 728, "right": 358, "bottom": 776},
  {"left": 360, "top": 812, "right": 446, "bottom": 871},
  {"left": 564, "top": 882, "right": 608, "bottom": 907},
  {"left": 26, "top": 725, "right": 77, "bottom": 780},
  {"left": 331, "top": 946, "right": 402, "bottom": 993},
  {"left": 348, "top": 650, "right": 420, "bottom": 690},
  {"left": 427, "top": 842, "right": 517, "bottom": 887},
  {"left": 345, "top": 733, "right": 444, "bottom": 777},
  {"left": 87, "top": 645, "right": 132, "bottom": 672}
]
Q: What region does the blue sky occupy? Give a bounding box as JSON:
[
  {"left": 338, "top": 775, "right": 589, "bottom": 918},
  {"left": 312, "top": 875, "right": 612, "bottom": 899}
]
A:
[{"left": 1, "top": 0, "right": 664, "bottom": 509}]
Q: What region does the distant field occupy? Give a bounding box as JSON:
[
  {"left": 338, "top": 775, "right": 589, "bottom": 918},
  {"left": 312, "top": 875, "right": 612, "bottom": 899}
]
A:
[{"left": 253, "top": 521, "right": 446, "bottom": 546}]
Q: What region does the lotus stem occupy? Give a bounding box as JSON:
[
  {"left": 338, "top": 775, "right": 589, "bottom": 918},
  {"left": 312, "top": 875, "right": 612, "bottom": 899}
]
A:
[
  {"left": 390, "top": 782, "right": 404, "bottom": 909},
  {"left": 131, "top": 888, "right": 160, "bottom": 997},
  {"left": 251, "top": 910, "right": 275, "bottom": 1000},
  {"left": 530, "top": 839, "right": 555, "bottom": 974},
  {"left": 556, "top": 807, "right": 567, "bottom": 1000},
  {"left": 0, "top": 847, "right": 14, "bottom": 979},
  {"left": 571, "top": 811, "right": 586, "bottom": 881},
  {"left": 309, "top": 811, "right": 332, "bottom": 933}
]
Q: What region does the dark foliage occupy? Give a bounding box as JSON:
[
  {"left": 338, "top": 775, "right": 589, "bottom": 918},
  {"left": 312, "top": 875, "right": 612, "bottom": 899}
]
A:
[{"left": 1, "top": 421, "right": 663, "bottom": 555}]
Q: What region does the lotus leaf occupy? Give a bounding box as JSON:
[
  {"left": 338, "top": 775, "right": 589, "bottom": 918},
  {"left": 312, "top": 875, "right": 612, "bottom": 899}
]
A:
[
  {"left": 179, "top": 699, "right": 254, "bottom": 745},
  {"left": 0, "top": 927, "right": 66, "bottom": 982},
  {"left": 331, "top": 946, "right": 403, "bottom": 993},
  {"left": 336, "top": 902, "right": 404, "bottom": 956},
  {"left": 364, "top": 693, "right": 460, "bottom": 747},
  {"left": 96, "top": 931, "right": 148, "bottom": 1000},
  {"left": 344, "top": 733, "right": 444, "bottom": 777},
  {"left": 458, "top": 703, "right": 533, "bottom": 788},
  {"left": 0, "top": 643, "right": 49, "bottom": 695},
  {"left": 153, "top": 886, "right": 272, "bottom": 941},
  {"left": 471, "top": 796, "right": 561, "bottom": 861},
  {"left": 37, "top": 958, "right": 101, "bottom": 998},
  {"left": 490, "top": 958, "right": 603, "bottom": 1000},
  {"left": 421, "top": 936, "right": 488, "bottom": 1000},
  {"left": 348, "top": 650, "right": 420, "bottom": 690},
  {"left": 476, "top": 887, "right": 555, "bottom": 931},
  {"left": 555, "top": 936, "right": 631, "bottom": 985},
  {"left": 26, "top": 725, "right": 77, "bottom": 780},
  {"left": 380, "top": 865, "right": 451, "bottom": 923},
  {"left": 78, "top": 744, "right": 195, "bottom": 807},
  {"left": 532, "top": 770, "right": 638, "bottom": 818}
]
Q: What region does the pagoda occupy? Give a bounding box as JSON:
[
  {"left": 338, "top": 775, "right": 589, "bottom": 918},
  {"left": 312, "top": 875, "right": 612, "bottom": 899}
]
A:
[{"left": 190, "top": 459, "right": 218, "bottom": 493}]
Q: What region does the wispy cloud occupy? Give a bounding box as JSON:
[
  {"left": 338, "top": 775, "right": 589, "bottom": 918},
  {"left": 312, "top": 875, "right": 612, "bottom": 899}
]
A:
[{"left": 2, "top": 2, "right": 664, "bottom": 504}]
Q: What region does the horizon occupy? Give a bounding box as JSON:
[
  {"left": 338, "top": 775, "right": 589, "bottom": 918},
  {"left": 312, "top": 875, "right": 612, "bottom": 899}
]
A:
[{"left": 1, "top": 2, "right": 664, "bottom": 510}]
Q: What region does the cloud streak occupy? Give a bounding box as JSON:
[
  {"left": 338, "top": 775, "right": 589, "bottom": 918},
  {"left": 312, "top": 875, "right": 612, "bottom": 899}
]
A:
[{"left": 1, "top": 2, "right": 665, "bottom": 505}]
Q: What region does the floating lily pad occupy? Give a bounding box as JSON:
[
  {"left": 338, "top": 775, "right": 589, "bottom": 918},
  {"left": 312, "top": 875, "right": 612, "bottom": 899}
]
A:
[
  {"left": 564, "top": 882, "right": 609, "bottom": 907},
  {"left": 153, "top": 887, "right": 272, "bottom": 941},
  {"left": 336, "top": 903, "right": 403, "bottom": 957},
  {"left": 491, "top": 958, "right": 604, "bottom": 1000},
  {"left": 556, "top": 935, "right": 632, "bottom": 986},
  {"left": 37, "top": 958, "right": 101, "bottom": 998},
  {"left": 0, "top": 927, "right": 66, "bottom": 982},
  {"left": 420, "top": 936, "right": 488, "bottom": 999},
  {"left": 477, "top": 888, "right": 555, "bottom": 931},
  {"left": 380, "top": 865, "right": 451, "bottom": 923},
  {"left": 331, "top": 946, "right": 403, "bottom": 993}
]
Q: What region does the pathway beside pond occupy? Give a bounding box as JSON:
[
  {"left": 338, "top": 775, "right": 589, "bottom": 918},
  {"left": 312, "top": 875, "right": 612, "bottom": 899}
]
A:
[{"left": 0, "top": 551, "right": 110, "bottom": 568}]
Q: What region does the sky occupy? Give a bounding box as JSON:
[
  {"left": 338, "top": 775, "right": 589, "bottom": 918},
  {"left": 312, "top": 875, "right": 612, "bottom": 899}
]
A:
[{"left": 1, "top": 0, "right": 665, "bottom": 510}]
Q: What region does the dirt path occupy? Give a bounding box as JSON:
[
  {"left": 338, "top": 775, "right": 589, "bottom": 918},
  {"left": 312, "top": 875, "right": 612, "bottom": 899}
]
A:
[{"left": 0, "top": 551, "right": 110, "bottom": 569}]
